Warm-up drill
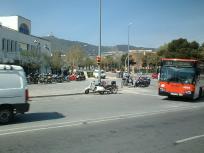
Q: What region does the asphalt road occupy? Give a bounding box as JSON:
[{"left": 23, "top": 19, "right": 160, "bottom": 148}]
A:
[
  {"left": 0, "top": 104, "right": 204, "bottom": 153},
  {"left": 1, "top": 89, "right": 204, "bottom": 153}
]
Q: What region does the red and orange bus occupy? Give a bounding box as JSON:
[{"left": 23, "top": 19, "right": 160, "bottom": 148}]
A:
[{"left": 158, "top": 58, "right": 204, "bottom": 100}]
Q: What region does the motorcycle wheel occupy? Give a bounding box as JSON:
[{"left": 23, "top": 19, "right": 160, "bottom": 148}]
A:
[
  {"left": 99, "top": 91, "right": 104, "bottom": 95},
  {"left": 85, "top": 89, "right": 89, "bottom": 94},
  {"left": 112, "top": 87, "right": 118, "bottom": 94}
]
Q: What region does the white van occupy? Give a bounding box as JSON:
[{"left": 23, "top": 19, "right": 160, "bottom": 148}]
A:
[{"left": 0, "top": 64, "right": 30, "bottom": 124}]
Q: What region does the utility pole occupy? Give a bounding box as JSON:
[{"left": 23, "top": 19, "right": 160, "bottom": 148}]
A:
[{"left": 127, "top": 23, "right": 132, "bottom": 74}]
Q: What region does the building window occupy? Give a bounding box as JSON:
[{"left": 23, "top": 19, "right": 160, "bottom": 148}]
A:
[
  {"left": 19, "top": 23, "right": 29, "bottom": 35},
  {"left": 4, "top": 39, "right": 7, "bottom": 52},
  {"left": 15, "top": 41, "right": 18, "bottom": 52},
  {"left": 7, "top": 40, "right": 10, "bottom": 52},
  {"left": 11, "top": 40, "right": 14, "bottom": 52},
  {"left": 27, "top": 44, "right": 30, "bottom": 51},
  {"left": 2, "top": 38, "right": 5, "bottom": 51}
]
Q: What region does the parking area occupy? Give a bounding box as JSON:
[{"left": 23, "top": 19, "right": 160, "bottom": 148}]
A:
[{"left": 28, "top": 74, "right": 159, "bottom": 98}]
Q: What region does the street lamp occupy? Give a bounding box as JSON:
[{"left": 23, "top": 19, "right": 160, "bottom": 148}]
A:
[
  {"left": 125, "top": 55, "right": 128, "bottom": 71},
  {"left": 127, "top": 22, "right": 132, "bottom": 74},
  {"left": 98, "top": 0, "right": 102, "bottom": 83}
]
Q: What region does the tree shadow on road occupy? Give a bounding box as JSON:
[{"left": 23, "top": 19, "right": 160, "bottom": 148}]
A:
[{"left": 12, "top": 112, "right": 65, "bottom": 124}]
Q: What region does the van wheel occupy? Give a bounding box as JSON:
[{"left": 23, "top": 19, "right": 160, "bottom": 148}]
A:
[{"left": 0, "top": 108, "right": 13, "bottom": 124}]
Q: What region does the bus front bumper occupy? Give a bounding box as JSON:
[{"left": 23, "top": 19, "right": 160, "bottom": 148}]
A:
[{"left": 159, "top": 90, "right": 194, "bottom": 99}]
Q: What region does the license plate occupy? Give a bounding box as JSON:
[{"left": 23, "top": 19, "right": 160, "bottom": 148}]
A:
[{"left": 170, "top": 93, "right": 178, "bottom": 96}]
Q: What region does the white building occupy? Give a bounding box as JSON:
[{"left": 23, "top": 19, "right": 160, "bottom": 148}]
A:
[{"left": 0, "top": 15, "right": 51, "bottom": 73}]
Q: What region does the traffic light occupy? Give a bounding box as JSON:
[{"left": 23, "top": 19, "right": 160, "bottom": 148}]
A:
[{"left": 96, "top": 56, "right": 101, "bottom": 64}]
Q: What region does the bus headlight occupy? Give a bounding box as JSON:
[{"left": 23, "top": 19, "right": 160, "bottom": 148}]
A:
[
  {"left": 160, "top": 84, "right": 165, "bottom": 88},
  {"left": 160, "top": 88, "right": 166, "bottom": 92}
]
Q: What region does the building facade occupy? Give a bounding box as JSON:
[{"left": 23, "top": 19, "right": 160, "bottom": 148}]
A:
[{"left": 0, "top": 16, "right": 51, "bottom": 74}]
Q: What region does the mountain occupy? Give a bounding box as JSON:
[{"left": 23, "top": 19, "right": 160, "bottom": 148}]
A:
[{"left": 42, "top": 36, "right": 155, "bottom": 56}]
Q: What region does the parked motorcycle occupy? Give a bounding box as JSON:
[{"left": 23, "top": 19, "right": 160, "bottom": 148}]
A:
[
  {"left": 134, "top": 76, "right": 151, "bottom": 87},
  {"left": 76, "top": 71, "right": 86, "bottom": 81},
  {"left": 122, "top": 75, "right": 133, "bottom": 87},
  {"left": 52, "top": 74, "right": 64, "bottom": 83},
  {"left": 85, "top": 80, "right": 118, "bottom": 94},
  {"left": 27, "top": 72, "right": 39, "bottom": 84}
]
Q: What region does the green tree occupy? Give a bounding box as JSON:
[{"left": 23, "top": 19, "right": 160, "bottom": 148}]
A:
[
  {"left": 41, "top": 53, "right": 51, "bottom": 73},
  {"left": 147, "top": 53, "right": 159, "bottom": 67},
  {"left": 199, "top": 43, "right": 204, "bottom": 61},
  {"left": 158, "top": 38, "right": 201, "bottom": 59},
  {"left": 20, "top": 50, "right": 41, "bottom": 73},
  {"left": 50, "top": 51, "right": 62, "bottom": 71},
  {"left": 84, "top": 57, "right": 96, "bottom": 69},
  {"left": 157, "top": 44, "right": 168, "bottom": 57},
  {"left": 66, "top": 45, "right": 86, "bottom": 69},
  {"left": 113, "top": 54, "right": 122, "bottom": 70}
]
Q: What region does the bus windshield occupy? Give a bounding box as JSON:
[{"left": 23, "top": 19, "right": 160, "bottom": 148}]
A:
[{"left": 160, "top": 66, "right": 196, "bottom": 84}]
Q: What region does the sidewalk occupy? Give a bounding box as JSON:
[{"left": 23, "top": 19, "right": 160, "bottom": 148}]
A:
[
  {"left": 29, "top": 79, "right": 91, "bottom": 98},
  {"left": 29, "top": 76, "right": 120, "bottom": 98}
]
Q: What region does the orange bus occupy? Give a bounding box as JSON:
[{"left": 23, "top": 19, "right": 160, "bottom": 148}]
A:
[{"left": 158, "top": 58, "right": 204, "bottom": 100}]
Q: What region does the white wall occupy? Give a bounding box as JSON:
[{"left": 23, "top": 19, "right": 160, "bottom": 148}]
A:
[
  {"left": 0, "top": 16, "right": 31, "bottom": 34},
  {"left": 0, "top": 16, "right": 18, "bottom": 31}
]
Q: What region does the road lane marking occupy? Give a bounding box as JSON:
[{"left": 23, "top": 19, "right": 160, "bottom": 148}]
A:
[
  {"left": 0, "top": 122, "right": 83, "bottom": 136},
  {"left": 0, "top": 105, "right": 203, "bottom": 136},
  {"left": 0, "top": 119, "right": 89, "bottom": 132},
  {"left": 175, "top": 134, "right": 204, "bottom": 144}
]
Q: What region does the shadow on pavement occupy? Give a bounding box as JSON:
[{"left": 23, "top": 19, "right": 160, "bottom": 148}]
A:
[
  {"left": 12, "top": 112, "right": 65, "bottom": 124},
  {"left": 87, "top": 93, "right": 123, "bottom": 96},
  {"left": 30, "top": 93, "right": 84, "bottom": 99},
  {"left": 195, "top": 97, "right": 204, "bottom": 103},
  {"left": 162, "top": 96, "right": 204, "bottom": 103}
]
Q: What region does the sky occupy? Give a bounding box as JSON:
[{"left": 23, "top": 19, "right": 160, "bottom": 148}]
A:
[{"left": 0, "top": 0, "right": 204, "bottom": 48}]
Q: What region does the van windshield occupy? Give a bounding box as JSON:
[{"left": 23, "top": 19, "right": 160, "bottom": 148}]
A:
[{"left": 0, "top": 73, "right": 21, "bottom": 89}]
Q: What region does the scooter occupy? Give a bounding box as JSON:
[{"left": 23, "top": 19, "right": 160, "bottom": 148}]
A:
[
  {"left": 85, "top": 81, "right": 105, "bottom": 94},
  {"left": 85, "top": 81, "right": 118, "bottom": 94}
]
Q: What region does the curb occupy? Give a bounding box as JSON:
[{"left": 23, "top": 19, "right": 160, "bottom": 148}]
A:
[
  {"left": 30, "top": 89, "right": 123, "bottom": 99},
  {"left": 30, "top": 92, "right": 84, "bottom": 99}
]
